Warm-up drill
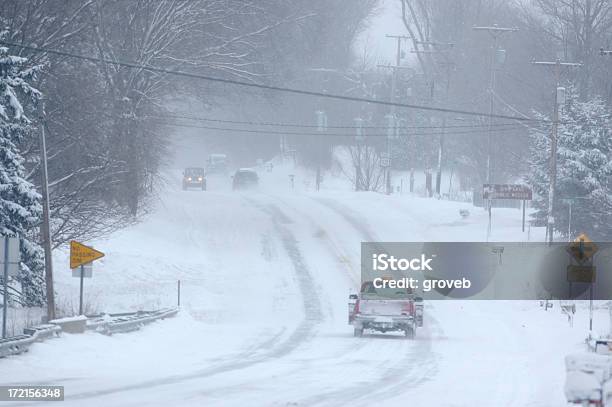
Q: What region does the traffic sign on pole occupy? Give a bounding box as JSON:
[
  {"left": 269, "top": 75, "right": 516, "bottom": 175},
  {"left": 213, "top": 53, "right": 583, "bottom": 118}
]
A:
[
  {"left": 482, "top": 184, "right": 532, "bottom": 200},
  {"left": 2, "top": 236, "right": 20, "bottom": 339},
  {"left": 0, "top": 237, "right": 20, "bottom": 277},
  {"left": 567, "top": 265, "right": 595, "bottom": 283},
  {"left": 566, "top": 233, "right": 598, "bottom": 263},
  {"left": 71, "top": 262, "right": 92, "bottom": 278},
  {"left": 70, "top": 241, "right": 104, "bottom": 270}
]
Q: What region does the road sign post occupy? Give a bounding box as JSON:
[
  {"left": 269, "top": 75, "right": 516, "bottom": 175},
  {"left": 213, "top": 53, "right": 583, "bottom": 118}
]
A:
[
  {"left": 79, "top": 265, "right": 84, "bottom": 315},
  {"left": 565, "top": 233, "right": 598, "bottom": 331},
  {"left": 2, "top": 238, "right": 8, "bottom": 339},
  {"left": 482, "top": 184, "right": 532, "bottom": 240},
  {"left": 70, "top": 241, "right": 104, "bottom": 316},
  {"left": 1, "top": 236, "right": 20, "bottom": 339}
]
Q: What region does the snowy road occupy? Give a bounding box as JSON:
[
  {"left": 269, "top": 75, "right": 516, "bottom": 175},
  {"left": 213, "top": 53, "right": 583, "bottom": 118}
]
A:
[{"left": 0, "top": 170, "right": 600, "bottom": 406}]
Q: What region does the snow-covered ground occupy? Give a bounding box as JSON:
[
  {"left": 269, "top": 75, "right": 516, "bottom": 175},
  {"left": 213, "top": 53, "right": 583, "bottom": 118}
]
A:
[{"left": 0, "top": 163, "right": 606, "bottom": 406}]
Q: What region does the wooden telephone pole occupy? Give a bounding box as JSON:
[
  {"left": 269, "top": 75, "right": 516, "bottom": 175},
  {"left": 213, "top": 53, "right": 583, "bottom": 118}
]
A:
[
  {"left": 531, "top": 60, "right": 581, "bottom": 244},
  {"left": 412, "top": 40, "right": 455, "bottom": 196},
  {"left": 39, "top": 102, "right": 55, "bottom": 320},
  {"left": 473, "top": 25, "right": 518, "bottom": 241},
  {"left": 378, "top": 34, "right": 410, "bottom": 195}
]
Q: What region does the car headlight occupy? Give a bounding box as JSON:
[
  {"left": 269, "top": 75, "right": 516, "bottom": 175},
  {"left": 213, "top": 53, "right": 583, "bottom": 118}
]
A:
[
  {"left": 187, "top": 177, "right": 192, "bottom": 181},
  {"left": 198, "top": 177, "right": 203, "bottom": 181}
]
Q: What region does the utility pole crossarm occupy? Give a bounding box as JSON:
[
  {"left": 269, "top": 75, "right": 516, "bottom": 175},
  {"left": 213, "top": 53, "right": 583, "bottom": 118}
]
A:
[
  {"left": 531, "top": 61, "right": 582, "bottom": 67},
  {"left": 415, "top": 40, "right": 455, "bottom": 48},
  {"left": 600, "top": 48, "right": 612, "bottom": 56},
  {"left": 473, "top": 26, "right": 519, "bottom": 33},
  {"left": 376, "top": 64, "right": 415, "bottom": 71},
  {"left": 385, "top": 34, "right": 411, "bottom": 40}
]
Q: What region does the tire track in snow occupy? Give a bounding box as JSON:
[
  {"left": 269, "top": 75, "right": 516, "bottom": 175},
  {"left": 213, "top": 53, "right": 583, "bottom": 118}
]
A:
[
  {"left": 187, "top": 194, "right": 375, "bottom": 403},
  {"left": 297, "top": 195, "right": 441, "bottom": 406},
  {"left": 63, "top": 197, "right": 322, "bottom": 403},
  {"left": 245, "top": 197, "right": 324, "bottom": 353},
  {"left": 313, "top": 197, "right": 379, "bottom": 241}
]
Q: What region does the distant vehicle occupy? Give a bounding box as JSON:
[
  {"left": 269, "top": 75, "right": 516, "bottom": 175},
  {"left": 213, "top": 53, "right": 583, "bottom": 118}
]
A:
[
  {"left": 232, "top": 168, "right": 259, "bottom": 190},
  {"left": 348, "top": 281, "right": 418, "bottom": 338},
  {"left": 182, "top": 167, "right": 206, "bottom": 190},
  {"left": 206, "top": 154, "right": 229, "bottom": 174}
]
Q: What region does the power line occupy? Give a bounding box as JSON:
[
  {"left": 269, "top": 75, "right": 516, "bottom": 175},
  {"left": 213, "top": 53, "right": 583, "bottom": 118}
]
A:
[
  {"left": 152, "top": 119, "right": 526, "bottom": 137},
  {"left": 158, "top": 112, "right": 524, "bottom": 130},
  {"left": 0, "top": 40, "right": 540, "bottom": 123}
]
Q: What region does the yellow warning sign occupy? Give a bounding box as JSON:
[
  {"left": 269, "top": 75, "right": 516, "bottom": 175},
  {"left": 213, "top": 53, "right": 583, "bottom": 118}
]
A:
[
  {"left": 566, "top": 233, "right": 598, "bottom": 263},
  {"left": 70, "top": 240, "right": 104, "bottom": 269}
]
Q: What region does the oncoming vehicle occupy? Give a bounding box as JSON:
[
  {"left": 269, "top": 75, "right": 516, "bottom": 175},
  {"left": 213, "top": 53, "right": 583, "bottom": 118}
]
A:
[
  {"left": 232, "top": 168, "right": 259, "bottom": 190},
  {"left": 182, "top": 167, "right": 206, "bottom": 190},
  {"left": 206, "top": 154, "right": 229, "bottom": 174},
  {"left": 348, "top": 281, "right": 418, "bottom": 338}
]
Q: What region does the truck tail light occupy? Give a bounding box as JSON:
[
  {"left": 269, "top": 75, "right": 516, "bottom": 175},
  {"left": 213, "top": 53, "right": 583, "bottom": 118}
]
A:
[{"left": 402, "top": 302, "right": 413, "bottom": 314}]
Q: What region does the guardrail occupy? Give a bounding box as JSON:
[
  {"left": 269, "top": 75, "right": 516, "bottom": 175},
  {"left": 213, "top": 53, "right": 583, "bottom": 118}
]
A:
[
  {"left": 0, "top": 308, "right": 178, "bottom": 359},
  {"left": 88, "top": 308, "right": 179, "bottom": 335},
  {"left": 24, "top": 324, "right": 62, "bottom": 341},
  {"left": 0, "top": 325, "right": 61, "bottom": 358},
  {"left": 0, "top": 334, "right": 33, "bottom": 358}
]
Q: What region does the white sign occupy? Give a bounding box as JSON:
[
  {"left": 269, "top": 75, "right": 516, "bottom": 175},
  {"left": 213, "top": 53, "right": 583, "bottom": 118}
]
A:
[
  {"left": 0, "top": 237, "right": 20, "bottom": 277},
  {"left": 72, "top": 262, "right": 93, "bottom": 278},
  {"left": 380, "top": 158, "right": 391, "bottom": 168}
]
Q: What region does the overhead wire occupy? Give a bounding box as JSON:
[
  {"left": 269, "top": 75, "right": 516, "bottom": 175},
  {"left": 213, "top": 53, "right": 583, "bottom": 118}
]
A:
[
  {"left": 151, "top": 119, "right": 527, "bottom": 137},
  {"left": 157, "top": 112, "right": 526, "bottom": 130},
  {"left": 0, "top": 40, "right": 545, "bottom": 123}
]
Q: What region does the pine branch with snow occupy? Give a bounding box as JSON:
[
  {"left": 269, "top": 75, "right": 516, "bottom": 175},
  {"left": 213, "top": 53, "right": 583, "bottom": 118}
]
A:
[{"left": 0, "top": 41, "right": 45, "bottom": 306}]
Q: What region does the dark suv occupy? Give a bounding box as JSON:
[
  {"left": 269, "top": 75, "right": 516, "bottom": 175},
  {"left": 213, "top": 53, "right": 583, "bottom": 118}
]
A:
[
  {"left": 232, "top": 168, "right": 259, "bottom": 190},
  {"left": 182, "top": 167, "right": 206, "bottom": 190}
]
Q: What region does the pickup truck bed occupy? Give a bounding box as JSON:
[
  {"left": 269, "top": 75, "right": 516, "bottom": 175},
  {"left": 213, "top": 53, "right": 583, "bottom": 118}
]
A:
[{"left": 349, "top": 282, "right": 417, "bottom": 338}]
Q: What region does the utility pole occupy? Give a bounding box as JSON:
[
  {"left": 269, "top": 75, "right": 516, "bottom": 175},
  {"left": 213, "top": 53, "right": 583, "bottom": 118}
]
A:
[
  {"left": 354, "top": 117, "right": 365, "bottom": 191},
  {"left": 473, "top": 25, "right": 518, "bottom": 241},
  {"left": 38, "top": 102, "right": 55, "bottom": 321},
  {"left": 315, "top": 110, "right": 327, "bottom": 192},
  {"left": 413, "top": 41, "right": 455, "bottom": 197},
  {"left": 379, "top": 34, "right": 410, "bottom": 195},
  {"left": 531, "top": 60, "right": 581, "bottom": 244}
]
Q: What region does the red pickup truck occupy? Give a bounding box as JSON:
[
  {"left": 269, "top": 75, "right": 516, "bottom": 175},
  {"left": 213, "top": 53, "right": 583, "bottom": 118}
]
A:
[{"left": 348, "top": 281, "right": 421, "bottom": 339}]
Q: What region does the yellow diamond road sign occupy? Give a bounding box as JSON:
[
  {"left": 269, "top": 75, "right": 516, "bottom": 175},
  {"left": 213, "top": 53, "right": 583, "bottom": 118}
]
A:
[
  {"left": 566, "top": 233, "right": 598, "bottom": 263},
  {"left": 70, "top": 240, "right": 104, "bottom": 269}
]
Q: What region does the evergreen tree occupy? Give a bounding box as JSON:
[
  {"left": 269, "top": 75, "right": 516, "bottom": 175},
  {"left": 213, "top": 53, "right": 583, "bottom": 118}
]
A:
[
  {"left": 0, "top": 41, "right": 45, "bottom": 306},
  {"left": 527, "top": 86, "right": 612, "bottom": 240}
]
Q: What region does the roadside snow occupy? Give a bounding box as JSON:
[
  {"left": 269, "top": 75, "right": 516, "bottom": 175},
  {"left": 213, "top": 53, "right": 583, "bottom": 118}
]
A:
[{"left": 0, "top": 164, "right": 597, "bottom": 407}]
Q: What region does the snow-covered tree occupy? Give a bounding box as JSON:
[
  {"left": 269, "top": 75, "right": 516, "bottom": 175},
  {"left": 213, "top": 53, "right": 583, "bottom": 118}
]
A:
[
  {"left": 527, "top": 86, "right": 612, "bottom": 240},
  {"left": 0, "top": 41, "right": 45, "bottom": 306}
]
